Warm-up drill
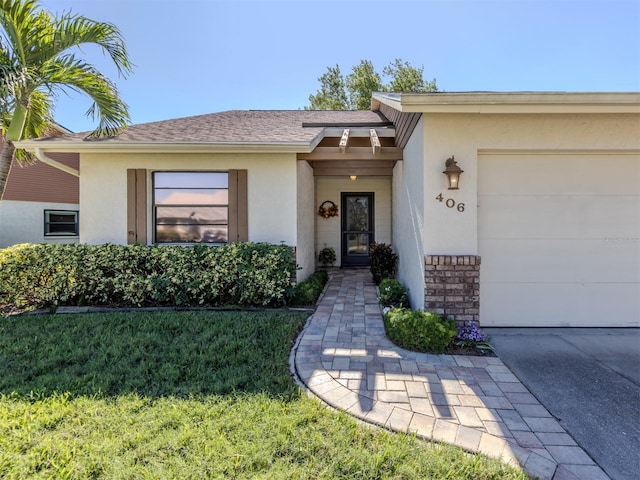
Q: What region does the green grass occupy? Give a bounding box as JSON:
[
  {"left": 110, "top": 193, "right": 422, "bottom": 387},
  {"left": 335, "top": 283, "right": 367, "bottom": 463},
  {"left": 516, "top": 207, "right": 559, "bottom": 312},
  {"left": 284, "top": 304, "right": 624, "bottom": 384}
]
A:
[{"left": 0, "top": 311, "right": 531, "bottom": 479}]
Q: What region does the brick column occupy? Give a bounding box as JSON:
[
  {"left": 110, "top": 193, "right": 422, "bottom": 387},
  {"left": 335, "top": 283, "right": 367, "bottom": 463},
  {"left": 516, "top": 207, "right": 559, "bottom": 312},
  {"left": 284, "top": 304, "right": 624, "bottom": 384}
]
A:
[{"left": 424, "top": 255, "right": 481, "bottom": 325}]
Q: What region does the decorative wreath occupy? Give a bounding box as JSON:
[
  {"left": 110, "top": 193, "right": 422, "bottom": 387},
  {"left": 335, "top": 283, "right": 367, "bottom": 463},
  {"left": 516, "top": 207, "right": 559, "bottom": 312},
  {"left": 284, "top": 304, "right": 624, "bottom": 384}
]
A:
[{"left": 318, "top": 200, "right": 339, "bottom": 219}]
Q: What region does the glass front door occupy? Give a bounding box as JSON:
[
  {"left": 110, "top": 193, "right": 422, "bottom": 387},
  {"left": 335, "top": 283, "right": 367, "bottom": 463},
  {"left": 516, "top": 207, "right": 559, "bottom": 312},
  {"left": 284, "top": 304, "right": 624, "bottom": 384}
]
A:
[{"left": 341, "top": 193, "right": 374, "bottom": 266}]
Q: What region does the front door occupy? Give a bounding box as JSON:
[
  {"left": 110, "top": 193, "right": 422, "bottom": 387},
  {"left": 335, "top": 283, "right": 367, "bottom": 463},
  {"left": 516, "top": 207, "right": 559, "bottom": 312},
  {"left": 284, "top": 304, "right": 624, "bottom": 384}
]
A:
[{"left": 341, "top": 193, "right": 374, "bottom": 266}]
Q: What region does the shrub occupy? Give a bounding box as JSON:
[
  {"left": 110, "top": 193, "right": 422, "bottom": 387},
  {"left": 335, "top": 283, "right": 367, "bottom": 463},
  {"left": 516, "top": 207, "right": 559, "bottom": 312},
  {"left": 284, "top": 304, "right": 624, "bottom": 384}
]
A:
[
  {"left": 289, "top": 270, "right": 329, "bottom": 306},
  {"left": 318, "top": 247, "right": 336, "bottom": 268},
  {"left": 378, "top": 278, "right": 409, "bottom": 308},
  {"left": 453, "top": 321, "right": 494, "bottom": 353},
  {"left": 383, "top": 308, "right": 456, "bottom": 354},
  {"left": 369, "top": 243, "right": 397, "bottom": 285},
  {"left": 0, "top": 242, "right": 296, "bottom": 311}
]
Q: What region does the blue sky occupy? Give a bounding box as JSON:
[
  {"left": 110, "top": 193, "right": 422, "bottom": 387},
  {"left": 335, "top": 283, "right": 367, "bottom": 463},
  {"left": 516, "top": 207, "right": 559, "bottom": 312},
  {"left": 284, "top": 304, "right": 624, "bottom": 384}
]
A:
[{"left": 39, "top": 0, "right": 640, "bottom": 133}]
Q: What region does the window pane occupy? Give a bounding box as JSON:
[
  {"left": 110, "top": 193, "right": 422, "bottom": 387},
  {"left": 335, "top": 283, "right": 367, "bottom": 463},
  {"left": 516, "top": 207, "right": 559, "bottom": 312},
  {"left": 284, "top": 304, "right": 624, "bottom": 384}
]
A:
[
  {"left": 156, "top": 225, "right": 228, "bottom": 244},
  {"left": 44, "top": 210, "right": 78, "bottom": 236},
  {"left": 48, "top": 224, "right": 78, "bottom": 235},
  {"left": 347, "top": 234, "right": 369, "bottom": 255},
  {"left": 49, "top": 213, "right": 76, "bottom": 223},
  {"left": 346, "top": 197, "right": 369, "bottom": 231},
  {"left": 155, "top": 189, "right": 228, "bottom": 205},
  {"left": 156, "top": 206, "right": 227, "bottom": 225},
  {"left": 154, "top": 172, "right": 227, "bottom": 189},
  {"left": 153, "top": 172, "right": 229, "bottom": 244}
]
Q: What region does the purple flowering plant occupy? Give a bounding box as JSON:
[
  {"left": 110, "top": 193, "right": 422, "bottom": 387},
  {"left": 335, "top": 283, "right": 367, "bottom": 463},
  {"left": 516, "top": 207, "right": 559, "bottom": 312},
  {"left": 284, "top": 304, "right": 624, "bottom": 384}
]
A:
[{"left": 454, "top": 321, "right": 493, "bottom": 351}]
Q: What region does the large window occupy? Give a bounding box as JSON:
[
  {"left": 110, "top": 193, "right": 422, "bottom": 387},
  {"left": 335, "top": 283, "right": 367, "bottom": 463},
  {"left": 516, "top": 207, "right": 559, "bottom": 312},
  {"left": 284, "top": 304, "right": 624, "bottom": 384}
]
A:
[
  {"left": 153, "top": 172, "right": 229, "bottom": 244},
  {"left": 44, "top": 210, "right": 79, "bottom": 236}
]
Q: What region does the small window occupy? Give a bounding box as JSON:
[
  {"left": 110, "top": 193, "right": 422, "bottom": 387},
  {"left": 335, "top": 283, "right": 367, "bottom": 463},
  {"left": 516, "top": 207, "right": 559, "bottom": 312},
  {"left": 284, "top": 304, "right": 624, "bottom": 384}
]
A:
[
  {"left": 153, "top": 172, "right": 229, "bottom": 244},
  {"left": 44, "top": 210, "right": 79, "bottom": 236}
]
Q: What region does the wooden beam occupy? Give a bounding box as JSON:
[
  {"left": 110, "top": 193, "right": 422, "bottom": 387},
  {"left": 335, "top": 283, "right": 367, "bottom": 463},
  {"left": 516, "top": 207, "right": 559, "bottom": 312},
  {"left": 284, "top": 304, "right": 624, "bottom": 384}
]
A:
[
  {"left": 309, "top": 160, "right": 395, "bottom": 170},
  {"left": 298, "top": 147, "right": 402, "bottom": 161},
  {"left": 370, "top": 129, "right": 381, "bottom": 154},
  {"left": 339, "top": 128, "right": 349, "bottom": 152},
  {"left": 313, "top": 167, "right": 393, "bottom": 176}
]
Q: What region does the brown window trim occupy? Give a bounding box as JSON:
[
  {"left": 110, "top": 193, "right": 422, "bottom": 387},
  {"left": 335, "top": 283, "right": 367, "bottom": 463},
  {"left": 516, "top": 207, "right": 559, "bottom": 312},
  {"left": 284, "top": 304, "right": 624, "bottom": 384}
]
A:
[
  {"left": 128, "top": 169, "right": 247, "bottom": 245},
  {"left": 127, "top": 169, "right": 147, "bottom": 244}
]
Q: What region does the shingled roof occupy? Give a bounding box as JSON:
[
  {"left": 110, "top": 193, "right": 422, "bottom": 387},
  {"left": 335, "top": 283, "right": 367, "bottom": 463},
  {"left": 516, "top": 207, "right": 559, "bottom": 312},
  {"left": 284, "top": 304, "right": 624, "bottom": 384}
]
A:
[{"left": 26, "top": 110, "right": 393, "bottom": 148}]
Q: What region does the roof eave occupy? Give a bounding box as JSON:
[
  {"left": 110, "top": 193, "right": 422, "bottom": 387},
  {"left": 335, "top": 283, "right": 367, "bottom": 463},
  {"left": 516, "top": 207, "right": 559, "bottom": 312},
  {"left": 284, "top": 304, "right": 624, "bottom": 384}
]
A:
[
  {"left": 14, "top": 140, "right": 313, "bottom": 154},
  {"left": 372, "top": 92, "right": 640, "bottom": 114}
]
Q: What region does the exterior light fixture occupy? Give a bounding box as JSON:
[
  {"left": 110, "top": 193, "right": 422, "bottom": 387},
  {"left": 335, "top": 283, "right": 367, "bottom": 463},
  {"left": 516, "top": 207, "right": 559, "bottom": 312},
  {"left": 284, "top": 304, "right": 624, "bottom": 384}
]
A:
[
  {"left": 349, "top": 175, "right": 357, "bottom": 181},
  {"left": 443, "top": 156, "right": 463, "bottom": 190}
]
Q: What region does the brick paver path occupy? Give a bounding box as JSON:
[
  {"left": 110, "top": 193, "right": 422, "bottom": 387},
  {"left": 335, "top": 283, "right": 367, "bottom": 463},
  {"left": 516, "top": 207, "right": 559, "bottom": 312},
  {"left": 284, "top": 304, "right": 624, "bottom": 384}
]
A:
[{"left": 292, "top": 269, "right": 609, "bottom": 480}]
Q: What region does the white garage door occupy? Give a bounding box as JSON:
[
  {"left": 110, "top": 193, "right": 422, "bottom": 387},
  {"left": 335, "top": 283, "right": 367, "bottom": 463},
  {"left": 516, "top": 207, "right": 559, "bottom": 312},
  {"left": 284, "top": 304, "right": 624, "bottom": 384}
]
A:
[{"left": 478, "top": 152, "right": 640, "bottom": 327}]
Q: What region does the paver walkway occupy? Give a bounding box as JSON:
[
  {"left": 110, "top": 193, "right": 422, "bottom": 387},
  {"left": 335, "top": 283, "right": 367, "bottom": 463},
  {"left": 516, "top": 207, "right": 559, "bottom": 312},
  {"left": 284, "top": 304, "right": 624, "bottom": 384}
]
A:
[{"left": 291, "top": 269, "right": 609, "bottom": 480}]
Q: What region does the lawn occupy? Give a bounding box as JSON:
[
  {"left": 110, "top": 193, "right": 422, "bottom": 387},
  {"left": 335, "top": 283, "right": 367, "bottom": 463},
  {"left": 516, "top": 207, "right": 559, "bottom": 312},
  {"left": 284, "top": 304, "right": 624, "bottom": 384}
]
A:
[{"left": 0, "top": 310, "right": 530, "bottom": 479}]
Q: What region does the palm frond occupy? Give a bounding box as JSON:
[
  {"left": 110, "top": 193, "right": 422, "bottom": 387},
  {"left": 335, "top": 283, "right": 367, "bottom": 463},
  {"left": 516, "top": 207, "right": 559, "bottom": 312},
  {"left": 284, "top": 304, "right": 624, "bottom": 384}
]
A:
[
  {"left": 50, "top": 13, "right": 132, "bottom": 78},
  {"left": 23, "top": 88, "right": 52, "bottom": 138},
  {"left": 0, "top": 0, "right": 41, "bottom": 64},
  {"left": 43, "top": 55, "right": 129, "bottom": 137}
]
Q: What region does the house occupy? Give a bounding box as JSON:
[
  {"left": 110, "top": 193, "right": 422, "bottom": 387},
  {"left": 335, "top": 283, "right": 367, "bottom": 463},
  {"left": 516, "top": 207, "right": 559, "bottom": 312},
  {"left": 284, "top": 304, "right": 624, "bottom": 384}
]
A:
[
  {"left": 16, "top": 92, "right": 640, "bottom": 327},
  {"left": 0, "top": 125, "right": 80, "bottom": 248}
]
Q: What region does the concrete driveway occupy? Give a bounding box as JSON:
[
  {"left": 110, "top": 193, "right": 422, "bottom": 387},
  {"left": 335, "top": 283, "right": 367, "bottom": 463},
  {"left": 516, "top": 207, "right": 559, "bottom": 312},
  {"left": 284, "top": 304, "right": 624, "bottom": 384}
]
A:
[{"left": 485, "top": 328, "right": 640, "bottom": 480}]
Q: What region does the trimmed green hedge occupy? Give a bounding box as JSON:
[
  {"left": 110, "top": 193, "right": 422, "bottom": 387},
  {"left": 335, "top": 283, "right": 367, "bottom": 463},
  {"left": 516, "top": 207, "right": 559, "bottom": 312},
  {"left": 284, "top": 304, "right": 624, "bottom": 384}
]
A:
[
  {"left": 0, "top": 243, "right": 296, "bottom": 311},
  {"left": 383, "top": 308, "right": 457, "bottom": 354},
  {"left": 288, "top": 270, "right": 329, "bottom": 307}
]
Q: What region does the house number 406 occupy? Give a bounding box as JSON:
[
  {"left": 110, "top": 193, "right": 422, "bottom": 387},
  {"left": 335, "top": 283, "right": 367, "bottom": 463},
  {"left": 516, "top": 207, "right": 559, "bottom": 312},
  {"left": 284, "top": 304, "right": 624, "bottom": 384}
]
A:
[{"left": 435, "top": 193, "right": 465, "bottom": 212}]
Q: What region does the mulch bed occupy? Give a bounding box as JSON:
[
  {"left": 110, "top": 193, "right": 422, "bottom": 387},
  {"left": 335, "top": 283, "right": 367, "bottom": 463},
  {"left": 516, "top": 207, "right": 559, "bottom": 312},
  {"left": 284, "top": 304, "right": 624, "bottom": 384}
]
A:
[{"left": 443, "top": 344, "right": 497, "bottom": 357}]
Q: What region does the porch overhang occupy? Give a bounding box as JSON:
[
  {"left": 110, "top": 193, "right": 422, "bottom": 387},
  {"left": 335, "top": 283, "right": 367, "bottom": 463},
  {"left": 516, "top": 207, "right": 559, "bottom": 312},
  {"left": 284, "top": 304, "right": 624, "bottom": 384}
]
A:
[{"left": 297, "top": 126, "right": 401, "bottom": 176}]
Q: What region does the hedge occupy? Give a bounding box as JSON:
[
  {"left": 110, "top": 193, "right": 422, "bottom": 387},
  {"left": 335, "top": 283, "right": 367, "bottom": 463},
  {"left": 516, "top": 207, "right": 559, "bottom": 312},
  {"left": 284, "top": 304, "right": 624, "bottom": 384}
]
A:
[
  {"left": 0, "top": 243, "right": 296, "bottom": 311},
  {"left": 383, "top": 308, "right": 457, "bottom": 354}
]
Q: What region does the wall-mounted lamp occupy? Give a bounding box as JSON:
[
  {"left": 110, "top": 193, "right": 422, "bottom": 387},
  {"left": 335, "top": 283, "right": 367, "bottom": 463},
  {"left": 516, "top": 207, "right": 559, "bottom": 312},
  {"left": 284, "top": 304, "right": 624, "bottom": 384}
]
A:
[
  {"left": 443, "top": 156, "right": 463, "bottom": 190},
  {"left": 349, "top": 175, "right": 357, "bottom": 181}
]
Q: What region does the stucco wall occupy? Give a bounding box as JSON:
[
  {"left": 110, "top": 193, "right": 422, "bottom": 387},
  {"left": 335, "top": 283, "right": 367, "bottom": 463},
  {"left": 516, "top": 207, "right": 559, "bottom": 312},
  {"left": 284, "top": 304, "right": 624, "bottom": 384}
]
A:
[
  {"left": 419, "top": 113, "right": 640, "bottom": 255},
  {"left": 296, "top": 161, "right": 315, "bottom": 281},
  {"left": 80, "top": 152, "right": 298, "bottom": 246},
  {"left": 392, "top": 117, "right": 426, "bottom": 309},
  {"left": 394, "top": 112, "right": 640, "bottom": 312},
  {"left": 0, "top": 200, "right": 79, "bottom": 248},
  {"left": 315, "top": 176, "right": 391, "bottom": 267}
]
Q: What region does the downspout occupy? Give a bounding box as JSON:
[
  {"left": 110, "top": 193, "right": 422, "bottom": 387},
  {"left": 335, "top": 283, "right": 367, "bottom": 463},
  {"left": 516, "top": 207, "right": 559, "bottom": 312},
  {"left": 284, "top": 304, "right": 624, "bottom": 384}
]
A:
[{"left": 35, "top": 148, "right": 79, "bottom": 177}]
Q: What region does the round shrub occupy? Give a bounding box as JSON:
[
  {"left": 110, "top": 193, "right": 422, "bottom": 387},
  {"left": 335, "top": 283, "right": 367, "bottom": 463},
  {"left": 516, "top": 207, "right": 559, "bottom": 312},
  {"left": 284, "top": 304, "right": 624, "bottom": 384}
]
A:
[
  {"left": 378, "top": 278, "right": 409, "bottom": 308},
  {"left": 383, "top": 308, "right": 457, "bottom": 354}
]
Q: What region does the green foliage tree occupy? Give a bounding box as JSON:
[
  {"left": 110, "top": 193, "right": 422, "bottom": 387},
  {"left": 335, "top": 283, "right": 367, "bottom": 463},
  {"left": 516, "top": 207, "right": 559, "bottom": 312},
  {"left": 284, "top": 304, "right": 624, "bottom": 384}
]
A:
[
  {"left": 306, "top": 58, "right": 438, "bottom": 110},
  {"left": 0, "top": 0, "right": 132, "bottom": 200},
  {"left": 346, "top": 59, "right": 383, "bottom": 110},
  {"left": 306, "top": 64, "right": 349, "bottom": 111},
  {"left": 383, "top": 58, "right": 437, "bottom": 93}
]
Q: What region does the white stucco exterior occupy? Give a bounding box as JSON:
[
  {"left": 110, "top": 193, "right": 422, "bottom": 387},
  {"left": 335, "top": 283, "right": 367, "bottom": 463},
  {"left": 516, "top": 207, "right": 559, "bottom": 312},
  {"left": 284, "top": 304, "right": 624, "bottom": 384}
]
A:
[
  {"left": 419, "top": 113, "right": 640, "bottom": 255},
  {"left": 392, "top": 117, "right": 426, "bottom": 309},
  {"left": 394, "top": 106, "right": 640, "bottom": 325},
  {"left": 80, "top": 151, "right": 298, "bottom": 244},
  {"left": 0, "top": 200, "right": 79, "bottom": 248},
  {"left": 296, "top": 160, "right": 316, "bottom": 280}
]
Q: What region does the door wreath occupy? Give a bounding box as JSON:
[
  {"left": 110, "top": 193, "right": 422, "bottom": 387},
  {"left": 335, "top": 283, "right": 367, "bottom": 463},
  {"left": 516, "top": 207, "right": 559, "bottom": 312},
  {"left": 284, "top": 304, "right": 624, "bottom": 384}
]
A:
[{"left": 318, "top": 200, "right": 339, "bottom": 218}]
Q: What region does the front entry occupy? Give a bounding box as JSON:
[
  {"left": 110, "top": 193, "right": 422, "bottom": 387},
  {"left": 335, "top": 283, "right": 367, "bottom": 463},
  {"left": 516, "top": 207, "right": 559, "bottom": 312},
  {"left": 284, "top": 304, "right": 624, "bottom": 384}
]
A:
[{"left": 341, "top": 193, "right": 374, "bottom": 266}]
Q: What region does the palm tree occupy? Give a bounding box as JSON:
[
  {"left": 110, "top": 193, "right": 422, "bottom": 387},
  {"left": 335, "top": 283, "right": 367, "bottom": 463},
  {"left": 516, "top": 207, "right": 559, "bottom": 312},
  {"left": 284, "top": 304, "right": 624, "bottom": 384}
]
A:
[{"left": 0, "top": 0, "right": 132, "bottom": 199}]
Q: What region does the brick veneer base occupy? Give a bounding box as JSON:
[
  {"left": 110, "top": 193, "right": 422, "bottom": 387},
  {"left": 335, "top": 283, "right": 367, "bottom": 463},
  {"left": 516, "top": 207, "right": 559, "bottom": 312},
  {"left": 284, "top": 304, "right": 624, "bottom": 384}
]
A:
[{"left": 424, "top": 255, "right": 481, "bottom": 325}]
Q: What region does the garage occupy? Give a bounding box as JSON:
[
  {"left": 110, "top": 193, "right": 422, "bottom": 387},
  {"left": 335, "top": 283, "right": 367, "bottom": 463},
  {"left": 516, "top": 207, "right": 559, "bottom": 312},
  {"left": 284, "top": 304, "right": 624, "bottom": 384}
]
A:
[{"left": 478, "top": 151, "right": 640, "bottom": 327}]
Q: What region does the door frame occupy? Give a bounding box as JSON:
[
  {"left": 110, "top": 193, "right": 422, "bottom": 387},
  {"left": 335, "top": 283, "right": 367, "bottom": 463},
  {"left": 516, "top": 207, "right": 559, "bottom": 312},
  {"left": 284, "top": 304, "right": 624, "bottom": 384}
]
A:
[{"left": 340, "top": 192, "right": 375, "bottom": 267}]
